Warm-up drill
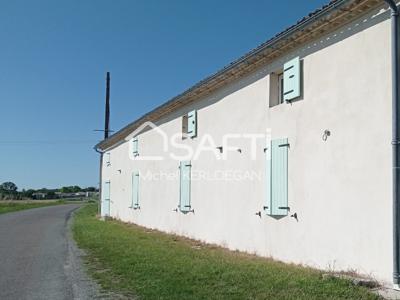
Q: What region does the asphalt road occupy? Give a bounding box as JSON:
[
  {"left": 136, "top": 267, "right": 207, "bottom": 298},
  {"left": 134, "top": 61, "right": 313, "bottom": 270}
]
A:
[{"left": 0, "top": 204, "right": 99, "bottom": 300}]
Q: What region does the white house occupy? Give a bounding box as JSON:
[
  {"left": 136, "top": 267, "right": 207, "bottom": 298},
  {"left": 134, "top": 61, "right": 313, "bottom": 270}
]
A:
[{"left": 95, "top": 0, "right": 400, "bottom": 286}]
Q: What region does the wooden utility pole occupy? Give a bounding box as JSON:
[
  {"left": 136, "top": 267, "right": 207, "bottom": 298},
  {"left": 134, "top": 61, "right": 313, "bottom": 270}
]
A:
[
  {"left": 98, "top": 72, "right": 111, "bottom": 217},
  {"left": 104, "top": 72, "right": 111, "bottom": 139}
]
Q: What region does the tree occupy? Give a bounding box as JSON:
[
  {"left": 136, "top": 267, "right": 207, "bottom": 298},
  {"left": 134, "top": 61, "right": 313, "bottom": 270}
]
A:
[
  {"left": 61, "top": 186, "right": 73, "bottom": 193},
  {"left": 60, "top": 186, "right": 82, "bottom": 193},
  {"left": 84, "top": 187, "right": 96, "bottom": 192},
  {"left": 0, "top": 182, "right": 18, "bottom": 193}
]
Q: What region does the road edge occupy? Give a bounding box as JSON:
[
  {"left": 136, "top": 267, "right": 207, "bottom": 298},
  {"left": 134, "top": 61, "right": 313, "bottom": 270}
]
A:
[{"left": 65, "top": 205, "right": 102, "bottom": 300}]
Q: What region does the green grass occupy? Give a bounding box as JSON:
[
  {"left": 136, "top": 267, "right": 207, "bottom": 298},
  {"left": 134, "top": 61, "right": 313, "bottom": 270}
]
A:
[
  {"left": 73, "top": 204, "right": 379, "bottom": 300},
  {"left": 0, "top": 200, "right": 66, "bottom": 214}
]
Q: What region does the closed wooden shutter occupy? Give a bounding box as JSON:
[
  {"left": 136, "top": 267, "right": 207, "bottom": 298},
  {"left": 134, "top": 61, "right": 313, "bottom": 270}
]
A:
[
  {"left": 102, "top": 181, "right": 111, "bottom": 216},
  {"left": 265, "top": 138, "right": 289, "bottom": 216},
  {"left": 132, "top": 171, "right": 140, "bottom": 209},
  {"left": 132, "top": 137, "right": 139, "bottom": 156},
  {"left": 271, "top": 138, "right": 289, "bottom": 216},
  {"left": 179, "top": 161, "right": 192, "bottom": 212},
  {"left": 105, "top": 153, "right": 111, "bottom": 165}
]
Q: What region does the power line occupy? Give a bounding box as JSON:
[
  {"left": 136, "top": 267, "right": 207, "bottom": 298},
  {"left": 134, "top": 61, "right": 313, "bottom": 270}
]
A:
[{"left": 0, "top": 140, "right": 99, "bottom": 145}]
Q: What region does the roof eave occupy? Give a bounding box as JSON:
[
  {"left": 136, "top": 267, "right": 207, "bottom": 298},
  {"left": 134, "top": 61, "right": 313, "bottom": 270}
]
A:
[{"left": 95, "top": 0, "right": 383, "bottom": 151}]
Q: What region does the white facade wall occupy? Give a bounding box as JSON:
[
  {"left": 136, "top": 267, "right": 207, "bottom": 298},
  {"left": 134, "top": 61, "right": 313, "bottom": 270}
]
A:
[{"left": 102, "top": 7, "right": 393, "bottom": 283}]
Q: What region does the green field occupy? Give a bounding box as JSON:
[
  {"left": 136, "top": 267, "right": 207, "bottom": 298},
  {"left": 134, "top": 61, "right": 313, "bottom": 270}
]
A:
[
  {"left": 73, "top": 204, "right": 378, "bottom": 300},
  {"left": 0, "top": 200, "right": 66, "bottom": 214}
]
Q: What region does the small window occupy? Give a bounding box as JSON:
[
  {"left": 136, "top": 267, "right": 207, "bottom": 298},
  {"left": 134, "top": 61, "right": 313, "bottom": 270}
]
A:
[
  {"left": 269, "top": 56, "right": 302, "bottom": 107},
  {"left": 278, "top": 73, "right": 284, "bottom": 104},
  {"left": 269, "top": 70, "right": 284, "bottom": 107},
  {"left": 182, "top": 110, "right": 197, "bottom": 139},
  {"left": 182, "top": 115, "right": 189, "bottom": 140}
]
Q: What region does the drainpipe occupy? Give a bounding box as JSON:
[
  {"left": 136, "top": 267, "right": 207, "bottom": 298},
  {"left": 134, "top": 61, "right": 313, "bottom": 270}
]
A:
[{"left": 384, "top": 0, "right": 400, "bottom": 286}]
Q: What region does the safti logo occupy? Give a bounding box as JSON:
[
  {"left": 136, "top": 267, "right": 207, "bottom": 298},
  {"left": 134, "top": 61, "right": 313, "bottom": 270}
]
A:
[{"left": 125, "top": 121, "right": 272, "bottom": 161}]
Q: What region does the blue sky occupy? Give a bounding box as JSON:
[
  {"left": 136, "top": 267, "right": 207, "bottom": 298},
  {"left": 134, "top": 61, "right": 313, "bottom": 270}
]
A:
[{"left": 0, "top": 0, "right": 327, "bottom": 190}]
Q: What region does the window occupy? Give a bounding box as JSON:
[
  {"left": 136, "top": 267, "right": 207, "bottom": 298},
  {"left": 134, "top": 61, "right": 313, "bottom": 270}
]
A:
[
  {"left": 264, "top": 138, "right": 289, "bottom": 216},
  {"left": 182, "top": 115, "right": 188, "bottom": 139},
  {"left": 131, "top": 171, "right": 140, "bottom": 209},
  {"left": 182, "top": 110, "right": 197, "bottom": 139},
  {"left": 278, "top": 73, "right": 284, "bottom": 104},
  {"left": 179, "top": 161, "right": 192, "bottom": 213},
  {"left": 269, "top": 70, "right": 284, "bottom": 107},
  {"left": 269, "top": 56, "right": 302, "bottom": 107}
]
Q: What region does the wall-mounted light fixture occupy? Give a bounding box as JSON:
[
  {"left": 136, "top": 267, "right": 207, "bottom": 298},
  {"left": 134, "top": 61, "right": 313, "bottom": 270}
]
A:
[{"left": 322, "top": 130, "right": 331, "bottom": 141}]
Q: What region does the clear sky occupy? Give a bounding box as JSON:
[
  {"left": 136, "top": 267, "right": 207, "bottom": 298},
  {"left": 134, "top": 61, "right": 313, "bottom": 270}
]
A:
[{"left": 0, "top": 0, "right": 328, "bottom": 190}]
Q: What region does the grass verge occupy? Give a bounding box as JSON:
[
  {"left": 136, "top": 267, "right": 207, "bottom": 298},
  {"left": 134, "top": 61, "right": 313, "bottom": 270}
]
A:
[
  {"left": 73, "top": 204, "right": 379, "bottom": 300},
  {"left": 0, "top": 200, "right": 66, "bottom": 214}
]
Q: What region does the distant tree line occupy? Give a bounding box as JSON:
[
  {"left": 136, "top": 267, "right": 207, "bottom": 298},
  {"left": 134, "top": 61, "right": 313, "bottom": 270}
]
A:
[{"left": 0, "top": 182, "right": 98, "bottom": 200}]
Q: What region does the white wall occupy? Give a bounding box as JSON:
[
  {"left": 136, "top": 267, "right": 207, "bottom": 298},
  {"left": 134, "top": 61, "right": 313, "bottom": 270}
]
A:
[{"left": 102, "top": 7, "right": 393, "bottom": 283}]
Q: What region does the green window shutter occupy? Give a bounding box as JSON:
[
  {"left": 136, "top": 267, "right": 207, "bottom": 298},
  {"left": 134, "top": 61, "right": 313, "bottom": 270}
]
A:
[
  {"left": 283, "top": 57, "right": 301, "bottom": 101},
  {"left": 102, "top": 181, "right": 111, "bottom": 216},
  {"left": 131, "top": 171, "right": 140, "bottom": 209},
  {"left": 187, "top": 110, "right": 197, "bottom": 138},
  {"left": 132, "top": 137, "right": 139, "bottom": 156},
  {"left": 179, "top": 161, "right": 191, "bottom": 212},
  {"left": 264, "top": 140, "right": 272, "bottom": 215},
  {"left": 271, "top": 138, "right": 289, "bottom": 216}
]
